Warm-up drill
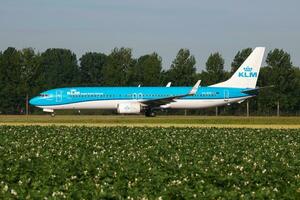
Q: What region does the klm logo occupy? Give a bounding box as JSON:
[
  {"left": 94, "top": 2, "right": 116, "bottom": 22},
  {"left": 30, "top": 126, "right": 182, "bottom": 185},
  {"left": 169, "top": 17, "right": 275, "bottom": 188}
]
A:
[
  {"left": 238, "top": 66, "right": 257, "bottom": 78},
  {"left": 67, "top": 89, "right": 80, "bottom": 95}
]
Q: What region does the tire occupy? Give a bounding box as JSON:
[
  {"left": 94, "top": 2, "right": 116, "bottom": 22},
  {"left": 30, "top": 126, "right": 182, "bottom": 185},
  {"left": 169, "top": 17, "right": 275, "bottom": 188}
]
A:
[{"left": 145, "top": 109, "right": 156, "bottom": 117}]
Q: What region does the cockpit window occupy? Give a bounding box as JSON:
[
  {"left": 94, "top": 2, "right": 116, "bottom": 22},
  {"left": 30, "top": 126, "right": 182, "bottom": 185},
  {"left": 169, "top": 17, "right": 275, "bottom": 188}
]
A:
[{"left": 40, "top": 94, "right": 49, "bottom": 97}]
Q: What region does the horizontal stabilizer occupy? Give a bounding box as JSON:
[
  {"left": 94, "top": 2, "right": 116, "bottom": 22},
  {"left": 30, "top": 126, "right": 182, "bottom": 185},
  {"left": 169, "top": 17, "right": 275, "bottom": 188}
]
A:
[{"left": 241, "top": 85, "right": 274, "bottom": 95}]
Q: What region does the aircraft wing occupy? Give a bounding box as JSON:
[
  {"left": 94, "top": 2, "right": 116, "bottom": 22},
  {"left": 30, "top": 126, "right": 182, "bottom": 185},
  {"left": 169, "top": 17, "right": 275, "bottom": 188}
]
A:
[
  {"left": 241, "top": 85, "right": 274, "bottom": 95},
  {"left": 141, "top": 80, "right": 201, "bottom": 107}
]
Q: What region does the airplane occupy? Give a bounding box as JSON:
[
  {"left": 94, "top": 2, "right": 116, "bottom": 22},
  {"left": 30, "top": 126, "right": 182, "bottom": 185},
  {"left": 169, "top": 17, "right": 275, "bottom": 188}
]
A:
[{"left": 30, "top": 47, "right": 265, "bottom": 117}]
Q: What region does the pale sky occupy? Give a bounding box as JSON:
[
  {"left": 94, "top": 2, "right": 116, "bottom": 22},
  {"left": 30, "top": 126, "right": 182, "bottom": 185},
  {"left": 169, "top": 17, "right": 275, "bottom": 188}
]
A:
[{"left": 0, "top": 0, "right": 299, "bottom": 70}]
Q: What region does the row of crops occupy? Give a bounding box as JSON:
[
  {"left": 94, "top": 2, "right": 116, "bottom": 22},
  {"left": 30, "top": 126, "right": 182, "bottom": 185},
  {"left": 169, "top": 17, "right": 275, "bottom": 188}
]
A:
[{"left": 0, "top": 126, "right": 299, "bottom": 199}]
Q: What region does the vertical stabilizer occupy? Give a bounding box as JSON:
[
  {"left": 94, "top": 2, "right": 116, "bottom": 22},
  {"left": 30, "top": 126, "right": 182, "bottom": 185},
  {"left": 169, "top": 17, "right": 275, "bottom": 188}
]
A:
[{"left": 212, "top": 47, "right": 265, "bottom": 88}]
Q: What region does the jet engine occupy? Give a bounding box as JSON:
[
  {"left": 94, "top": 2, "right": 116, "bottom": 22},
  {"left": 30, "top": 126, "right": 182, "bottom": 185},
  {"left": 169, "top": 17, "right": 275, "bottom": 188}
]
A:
[{"left": 117, "top": 102, "right": 141, "bottom": 114}]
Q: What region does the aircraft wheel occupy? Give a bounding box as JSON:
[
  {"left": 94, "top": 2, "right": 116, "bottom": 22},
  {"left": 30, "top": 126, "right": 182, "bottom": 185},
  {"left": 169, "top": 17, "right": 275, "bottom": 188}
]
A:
[
  {"left": 145, "top": 109, "right": 156, "bottom": 117},
  {"left": 51, "top": 112, "right": 56, "bottom": 117},
  {"left": 150, "top": 112, "right": 156, "bottom": 117}
]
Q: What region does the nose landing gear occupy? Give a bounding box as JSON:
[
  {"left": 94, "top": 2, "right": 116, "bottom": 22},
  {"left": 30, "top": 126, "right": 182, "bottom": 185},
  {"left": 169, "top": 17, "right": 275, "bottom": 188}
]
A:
[{"left": 42, "top": 108, "right": 55, "bottom": 117}]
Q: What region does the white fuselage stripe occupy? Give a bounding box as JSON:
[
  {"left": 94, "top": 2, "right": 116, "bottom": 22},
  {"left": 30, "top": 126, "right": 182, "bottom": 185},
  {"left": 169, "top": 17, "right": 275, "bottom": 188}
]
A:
[{"left": 38, "top": 96, "right": 250, "bottom": 110}]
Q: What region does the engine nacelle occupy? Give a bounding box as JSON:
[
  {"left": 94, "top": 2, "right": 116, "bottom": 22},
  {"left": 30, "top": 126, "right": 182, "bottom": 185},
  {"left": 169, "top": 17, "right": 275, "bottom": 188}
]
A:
[{"left": 117, "top": 102, "right": 141, "bottom": 114}]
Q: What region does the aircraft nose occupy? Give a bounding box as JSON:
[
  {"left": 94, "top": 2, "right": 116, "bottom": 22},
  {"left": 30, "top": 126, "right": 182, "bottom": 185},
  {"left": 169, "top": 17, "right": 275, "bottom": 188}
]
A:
[{"left": 29, "top": 97, "right": 40, "bottom": 106}]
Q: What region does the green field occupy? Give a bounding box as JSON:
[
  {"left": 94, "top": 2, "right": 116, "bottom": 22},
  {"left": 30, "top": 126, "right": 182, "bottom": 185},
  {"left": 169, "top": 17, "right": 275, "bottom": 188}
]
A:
[
  {"left": 0, "top": 126, "right": 299, "bottom": 199},
  {"left": 1, "top": 115, "right": 300, "bottom": 128}
]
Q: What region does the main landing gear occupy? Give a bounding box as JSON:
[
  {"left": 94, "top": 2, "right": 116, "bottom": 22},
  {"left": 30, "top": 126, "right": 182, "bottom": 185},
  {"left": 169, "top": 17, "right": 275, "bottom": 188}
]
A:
[{"left": 145, "top": 109, "right": 156, "bottom": 117}]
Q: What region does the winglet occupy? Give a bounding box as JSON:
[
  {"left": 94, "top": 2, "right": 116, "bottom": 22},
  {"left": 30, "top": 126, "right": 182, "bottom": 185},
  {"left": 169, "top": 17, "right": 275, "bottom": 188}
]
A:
[
  {"left": 189, "top": 80, "right": 201, "bottom": 95},
  {"left": 166, "top": 82, "right": 171, "bottom": 87}
]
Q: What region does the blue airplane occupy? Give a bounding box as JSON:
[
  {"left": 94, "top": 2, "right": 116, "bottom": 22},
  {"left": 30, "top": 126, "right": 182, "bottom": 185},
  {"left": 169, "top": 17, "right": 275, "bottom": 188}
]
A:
[{"left": 30, "top": 47, "right": 265, "bottom": 117}]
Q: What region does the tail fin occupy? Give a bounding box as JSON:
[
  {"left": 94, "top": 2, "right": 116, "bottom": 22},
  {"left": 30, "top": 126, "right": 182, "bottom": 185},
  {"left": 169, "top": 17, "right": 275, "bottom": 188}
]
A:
[{"left": 212, "top": 47, "right": 265, "bottom": 88}]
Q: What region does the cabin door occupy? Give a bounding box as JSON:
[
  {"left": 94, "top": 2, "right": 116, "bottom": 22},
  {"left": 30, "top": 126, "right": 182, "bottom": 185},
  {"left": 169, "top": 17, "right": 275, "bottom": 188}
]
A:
[
  {"left": 56, "top": 90, "right": 63, "bottom": 102},
  {"left": 224, "top": 90, "right": 229, "bottom": 102}
]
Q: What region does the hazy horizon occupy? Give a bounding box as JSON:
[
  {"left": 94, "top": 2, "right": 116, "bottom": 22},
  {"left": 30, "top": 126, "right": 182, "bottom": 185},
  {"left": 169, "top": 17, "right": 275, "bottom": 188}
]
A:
[{"left": 1, "top": 0, "right": 299, "bottom": 70}]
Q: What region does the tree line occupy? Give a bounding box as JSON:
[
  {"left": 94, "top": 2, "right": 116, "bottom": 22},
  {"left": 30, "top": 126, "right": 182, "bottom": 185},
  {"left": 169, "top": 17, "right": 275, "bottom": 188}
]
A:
[{"left": 0, "top": 47, "right": 299, "bottom": 115}]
